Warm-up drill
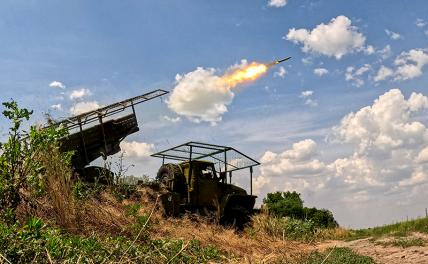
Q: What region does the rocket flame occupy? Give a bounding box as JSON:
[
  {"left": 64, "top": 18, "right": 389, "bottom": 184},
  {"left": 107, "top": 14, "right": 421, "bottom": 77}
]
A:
[{"left": 221, "top": 62, "right": 268, "bottom": 88}]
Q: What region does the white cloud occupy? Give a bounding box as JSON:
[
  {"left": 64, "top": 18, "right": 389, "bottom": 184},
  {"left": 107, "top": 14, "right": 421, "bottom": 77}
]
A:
[
  {"left": 364, "top": 45, "right": 375, "bottom": 55},
  {"left": 300, "top": 90, "right": 313, "bottom": 97},
  {"left": 50, "top": 104, "right": 62, "bottom": 111},
  {"left": 268, "top": 0, "right": 287, "bottom": 8},
  {"left": 385, "top": 29, "right": 402, "bottom": 40},
  {"left": 331, "top": 89, "right": 428, "bottom": 153},
  {"left": 377, "top": 45, "right": 392, "bottom": 60},
  {"left": 393, "top": 49, "right": 428, "bottom": 81},
  {"left": 167, "top": 67, "right": 234, "bottom": 125},
  {"left": 120, "top": 141, "right": 155, "bottom": 158},
  {"left": 286, "top": 15, "right": 366, "bottom": 59},
  {"left": 416, "top": 18, "right": 427, "bottom": 28},
  {"left": 304, "top": 98, "right": 318, "bottom": 107},
  {"left": 274, "top": 66, "right": 286, "bottom": 78},
  {"left": 374, "top": 65, "right": 394, "bottom": 82},
  {"left": 345, "top": 64, "right": 371, "bottom": 87},
  {"left": 49, "top": 81, "right": 65, "bottom": 89},
  {"left": 374, "top": 48, "right": 428, "bottom": 82},
  {"left": 69, "top": 101, "right": 100, "bottom": 115},
  {"left": 314, "top": 68, "right": 329, "bottom": 76},
  {"left": 69, "top": 88, "right": 92, "bottom": 100},
  {"left": 260, "top": 139, "right": 325, "bottom": 178},
  {"left": 162, "top": 115, "right": 181, "bottom": 123}
]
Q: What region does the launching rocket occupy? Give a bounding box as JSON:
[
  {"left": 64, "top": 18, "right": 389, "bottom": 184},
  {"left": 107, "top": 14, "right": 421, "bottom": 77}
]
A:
[{"left": 266, "top": 57, "right": 292, "bottom": 67}]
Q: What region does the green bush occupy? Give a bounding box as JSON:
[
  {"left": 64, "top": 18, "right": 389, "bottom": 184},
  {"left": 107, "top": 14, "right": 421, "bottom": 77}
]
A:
[{"left": 263, "top": 191, "right": 338, "bottom": 228}]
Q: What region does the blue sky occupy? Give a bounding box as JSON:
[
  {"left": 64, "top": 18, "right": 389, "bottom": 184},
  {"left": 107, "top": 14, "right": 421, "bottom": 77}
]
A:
[{"left": 1, "top": 0, "right": 428, "bottom": 228}]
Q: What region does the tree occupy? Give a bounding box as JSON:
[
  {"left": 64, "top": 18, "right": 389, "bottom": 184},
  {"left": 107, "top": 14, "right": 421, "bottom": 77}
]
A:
[
  {"left": 263, "top": 191, "right": 338, "bottom": 228},
  {"left": 263, "top": 191, "right": 304, "bottom": 219}
]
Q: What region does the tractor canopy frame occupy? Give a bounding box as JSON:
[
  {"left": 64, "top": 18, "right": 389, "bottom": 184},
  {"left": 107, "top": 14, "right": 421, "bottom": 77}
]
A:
[{"left": 151, "top": 141, "right": 260, "bottom": 195}]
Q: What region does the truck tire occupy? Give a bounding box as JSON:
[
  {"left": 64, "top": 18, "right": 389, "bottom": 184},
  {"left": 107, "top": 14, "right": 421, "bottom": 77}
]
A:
[{"left": 156, "top": 163, "right": 184, "bottom": 193}]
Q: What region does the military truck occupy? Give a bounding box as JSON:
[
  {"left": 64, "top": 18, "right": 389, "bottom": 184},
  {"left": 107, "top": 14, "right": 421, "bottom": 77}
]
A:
[
  {"left": 151, "top": 142, "right": 260, "bottom": 228},
  {"left": 51, "top": 89, "right": 169, "bottom": 182}
]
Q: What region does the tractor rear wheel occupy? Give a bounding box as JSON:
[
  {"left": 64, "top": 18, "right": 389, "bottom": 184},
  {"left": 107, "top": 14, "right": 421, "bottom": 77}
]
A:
[{"left": 156, "top": 163, "right": 184, "bottom": 193}]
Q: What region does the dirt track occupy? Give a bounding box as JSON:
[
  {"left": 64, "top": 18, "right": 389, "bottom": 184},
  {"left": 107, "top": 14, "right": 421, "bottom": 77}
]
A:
[{"left": 316, "top": 233, "right": 428, "bottom": 264}]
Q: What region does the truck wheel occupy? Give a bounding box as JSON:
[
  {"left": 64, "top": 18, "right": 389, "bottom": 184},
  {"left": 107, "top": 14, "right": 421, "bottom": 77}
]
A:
[
  {"left": 222, "top": 205, "right": 251, "bottom": 230},
  {"left": 156, "top": 163, "right": 184, "bottom": 192}
]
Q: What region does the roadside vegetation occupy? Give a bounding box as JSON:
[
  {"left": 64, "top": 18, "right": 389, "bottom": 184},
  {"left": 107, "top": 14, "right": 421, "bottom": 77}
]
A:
[
  {"left": 347, "top": 216, "right": 428, "bottom": 240},
  {"left": 297, "top": 247, "right": 375, "bottom": 264}
]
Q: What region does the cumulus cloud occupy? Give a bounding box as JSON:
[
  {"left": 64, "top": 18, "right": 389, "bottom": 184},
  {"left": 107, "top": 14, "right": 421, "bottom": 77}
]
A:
[
  {"left": 314, "top": 68, "right": 329, "bottom": 76},
  {"left": 385, "top": 29, "right": 402, "bottom": 40},
  {"left": 345, "top": 64, "right": 371, "bottom": 87},
  {"left": 69, "top": 101, "right": 100, "bottom": 115},
  {"left": 257, "top": 89, "right": 428, "bottom": 225},
  {"left": 49, "top": 81, "right": 65, "bottom": 89},
  {"left": 274, "top": 66, "right": 286, "bottom": 78},
  {"left": 268, "top": 0, "right": 287, "bottom": 8},
  {"left": 69, "top": 88, "right": 92, "bottom": 100},
  {"left": 286, "top": 15, "right": 366, "bottom": 59},
  {"left": 393, "top": 49, "right": 428, "bottom": 81},
  {"left": 120, "top": 141, "right": 155, "bottom": 158},
  {"left": 167, "top": 67, "right": 234, "bottom": 124},
  {"left": 375, "top": 48, "right": 428, "bottom": 82}
]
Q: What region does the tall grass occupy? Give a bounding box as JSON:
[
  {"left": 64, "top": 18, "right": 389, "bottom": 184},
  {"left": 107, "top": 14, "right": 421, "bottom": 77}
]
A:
[{"left": 249, "top": 214, "right": 349, "bottom": 242}]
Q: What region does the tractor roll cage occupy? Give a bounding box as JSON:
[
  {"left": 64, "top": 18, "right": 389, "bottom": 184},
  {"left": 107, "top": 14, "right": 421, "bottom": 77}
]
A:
[{"left": 151, "top": 141, "right": 260, "bottom": 195}]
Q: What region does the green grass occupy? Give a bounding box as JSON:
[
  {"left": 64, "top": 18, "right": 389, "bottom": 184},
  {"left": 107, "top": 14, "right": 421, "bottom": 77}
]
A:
[
  {"left": 299, "top": 247, "right": 375, "bottom": 264},
  {"left": 375, "top": 237, "right": 426, "bottom": 248},
  {"left": 347, "top": 217, "right": 428, "bottom": 240},
  {"left": 0, "top": 217, "right": 230, "bottom": 264}
]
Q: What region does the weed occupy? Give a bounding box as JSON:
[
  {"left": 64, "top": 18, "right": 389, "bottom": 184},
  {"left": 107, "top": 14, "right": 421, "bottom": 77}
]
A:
[
  {"left": 299, "top": 247, "right": 375, "bottom": 264},
  {"left": 375, "top": 237, "right": 426, "bottom": 248}
]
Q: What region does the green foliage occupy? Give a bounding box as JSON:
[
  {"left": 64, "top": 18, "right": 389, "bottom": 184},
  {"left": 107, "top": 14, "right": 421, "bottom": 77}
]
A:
[
  {"left": 263, "top": 191, "right": 338, "bottom": 228},
  {"left": 112, "top": 183, "right": 138, "bottom": 201},
  {"left": 263, "top": 191, "right": 304, "bottom": 219},
  {"left": 0, "top": 101, "right": 68, "bottom": 222},
  {"left": 300, "top": 247, "right": 375, "bottom": 264},
  {"left": 0, "top": 217, "right": 227, "bottom": 263}
]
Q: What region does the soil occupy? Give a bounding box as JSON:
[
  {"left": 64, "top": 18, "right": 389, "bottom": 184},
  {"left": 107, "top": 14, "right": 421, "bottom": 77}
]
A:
[{"left": 315, "top": 233, "right": 428, "bottom": 264}]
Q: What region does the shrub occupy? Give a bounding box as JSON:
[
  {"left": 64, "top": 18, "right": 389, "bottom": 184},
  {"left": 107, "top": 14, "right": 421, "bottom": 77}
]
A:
[{"left": 0, "top": 101, "right": 68, "bottom": 223}]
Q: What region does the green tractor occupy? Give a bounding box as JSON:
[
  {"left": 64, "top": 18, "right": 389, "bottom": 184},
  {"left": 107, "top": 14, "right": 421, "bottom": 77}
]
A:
[{"left": 151, "top": 142, "right": 260, "bottom": 228}]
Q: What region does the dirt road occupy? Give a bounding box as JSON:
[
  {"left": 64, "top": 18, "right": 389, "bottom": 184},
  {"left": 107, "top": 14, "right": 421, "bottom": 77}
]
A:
[{"left": 316, "top": 233, "right": 428, "bottom": 264}]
